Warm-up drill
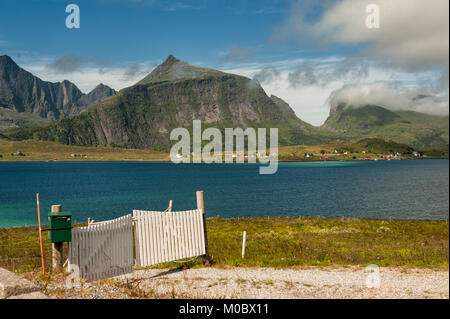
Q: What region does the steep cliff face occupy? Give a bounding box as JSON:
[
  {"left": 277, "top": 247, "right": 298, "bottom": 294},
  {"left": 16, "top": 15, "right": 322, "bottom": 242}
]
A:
[
  {"left": 0, "top": 55, "right": 116, "bottom": 126},
  {"left": 24, "top": 56, "right": 329, "bottom": 148},
  {"left": 0, "top": 55, "right": 82, "bottom": 119},
  {"left": 65, "top": 83, "right": 117, "bottom": 116}
]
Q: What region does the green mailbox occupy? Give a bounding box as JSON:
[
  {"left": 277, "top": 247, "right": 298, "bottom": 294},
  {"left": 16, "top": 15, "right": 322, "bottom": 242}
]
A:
[{"left": 48, "top": 211, "right": 72, "bottom": 243}]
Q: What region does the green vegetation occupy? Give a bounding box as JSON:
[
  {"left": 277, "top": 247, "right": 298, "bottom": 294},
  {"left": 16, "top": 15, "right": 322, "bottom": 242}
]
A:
[
  {"left": 0, "top": 138, "right": 168, "bottom": 162},
  {"left": 422, "top": 144, "right": 449, "bottom": 158},
  {"left": 1, "top": 217, "right": 448, "bottom": 273},
  {"left": 324, "top": 105, "right": 449, "bottom": 149},
  {"left": 0, "top": 107, "right": 51, "bottom": 132},
  {"left": 0, "top": 226, "right": 55, "bottom": 272},
  {"left": 208, "top": 217, "right": 449, "bottom": 268},
  {"left": 278, "top": 137, "right": 419, "bottom": 161},
  {"left": 2, "top": 137, "right": 447, "bottom": 162}
]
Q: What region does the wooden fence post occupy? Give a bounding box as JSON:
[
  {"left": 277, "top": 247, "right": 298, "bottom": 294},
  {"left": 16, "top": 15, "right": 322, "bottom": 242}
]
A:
[
  {"left": 242, "top": 231, "right": 246, "bottom": 259},
  {"left": 51, "top": 204, "right": 63, "bottom": 272},
  {"left": 196, "top": 191, "right": 210, "bottom": 264}
]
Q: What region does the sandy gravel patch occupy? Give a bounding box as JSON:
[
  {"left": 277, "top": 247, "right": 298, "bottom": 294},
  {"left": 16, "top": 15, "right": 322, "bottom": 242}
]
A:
[
  {"left": 113, "top": 267, "right": 448, "bottom": 299},
  {"left": 40, "top": 266, "right": 448, "bottom": 299}
]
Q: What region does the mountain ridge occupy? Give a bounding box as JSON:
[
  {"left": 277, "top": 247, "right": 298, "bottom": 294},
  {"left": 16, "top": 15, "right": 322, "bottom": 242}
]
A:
[
  {"left": 0, "top": 54, "right": 116, "bottom": 130},
  {"left": 323, "top": 103, "right": 449, "bottom": 149},
  {"left": 3, "top": 55, "right": 333, "bottom": 149},
  {"left": 1, "top": 55, "right": 448, "bottom": 150}
]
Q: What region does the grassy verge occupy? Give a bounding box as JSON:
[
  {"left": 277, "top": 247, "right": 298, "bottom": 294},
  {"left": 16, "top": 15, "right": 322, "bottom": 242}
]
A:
[
  {"left": 207, "top": 217, "right": 448, "bottom": 268},
  {"left": 0, "top": 138, "right": 169, "bottom": 162},
  {"left": 2, "top": 137, "right": 447, "bottom": 162},
  {"left": 1, "top": 217, "right": 448, "bottom": 273}
]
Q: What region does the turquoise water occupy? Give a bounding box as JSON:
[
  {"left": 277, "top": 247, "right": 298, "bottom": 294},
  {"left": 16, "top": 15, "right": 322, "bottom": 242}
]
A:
[{"left": 0, "top": 160, "right": 448, "bottom": 227}]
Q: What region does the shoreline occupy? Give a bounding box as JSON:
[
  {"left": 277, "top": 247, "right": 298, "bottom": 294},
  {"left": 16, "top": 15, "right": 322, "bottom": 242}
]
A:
[
  {"left": 1, "top": 157, "right": 448, "bottom": 163},
  {"left": 2, "top": 137, "right": 448, "bottom": 163}
]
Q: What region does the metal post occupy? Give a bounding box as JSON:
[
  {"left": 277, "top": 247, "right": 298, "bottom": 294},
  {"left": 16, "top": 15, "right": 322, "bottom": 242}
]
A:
[
  {"left": 36, "top": 194, "right": 45, "bottom": 274},
  {"left": 51, "top": 204, "right": 63, "bottom": 272}
]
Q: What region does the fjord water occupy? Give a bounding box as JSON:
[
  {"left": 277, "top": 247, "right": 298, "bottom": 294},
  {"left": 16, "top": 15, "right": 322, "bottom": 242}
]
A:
[{"left": 0, "top": 160, "right": 448, "bottom": 227}]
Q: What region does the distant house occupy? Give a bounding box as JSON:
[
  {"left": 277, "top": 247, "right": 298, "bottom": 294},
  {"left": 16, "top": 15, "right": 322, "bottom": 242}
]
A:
[
  {"left": 70, "top": 153, "right": 86, "bottom": 158},
  {"left": 11, "top": 150, "right": 25, "bottom": 156}
]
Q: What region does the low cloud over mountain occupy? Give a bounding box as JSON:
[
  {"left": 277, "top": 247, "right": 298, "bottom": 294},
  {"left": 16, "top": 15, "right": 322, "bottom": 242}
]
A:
[{"left": 329, "top": 82, "right": 449, "bottom": 116}]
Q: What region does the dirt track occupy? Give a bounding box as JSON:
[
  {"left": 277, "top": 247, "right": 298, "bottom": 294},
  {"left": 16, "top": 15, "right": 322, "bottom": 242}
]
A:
[{"left": 41, "top": 266, "right": 449, "bottom": 299}]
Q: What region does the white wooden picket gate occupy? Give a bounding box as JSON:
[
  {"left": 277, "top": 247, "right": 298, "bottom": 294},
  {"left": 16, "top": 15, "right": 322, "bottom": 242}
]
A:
[
  {"left": 67, "top": 209, "right": 207, "bottom": 280},
  {"left": 133, "top": 209, "right": 206, "bottom": 268},
  {"left": 68, "top": 214, "right": 134, "bottom": 281}
]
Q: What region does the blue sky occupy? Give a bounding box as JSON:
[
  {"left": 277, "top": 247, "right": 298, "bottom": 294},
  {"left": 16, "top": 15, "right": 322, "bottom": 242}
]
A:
[
  {"left": 0, "top": 0, "right": 448, "bottom": 125},
  {"left": 0, "top": 0, "right": 306, "bottom": 64}
]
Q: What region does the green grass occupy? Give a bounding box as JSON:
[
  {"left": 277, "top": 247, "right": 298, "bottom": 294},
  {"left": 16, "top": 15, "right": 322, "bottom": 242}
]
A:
[
  {"left": 207, "top": 217, "right": 448, "bottom": 268},
  {"left": 277, "top": 137, "right": 427, "bottom": 161},
  {"left": 3, "top": 136, "right": 443, "bottom": 163},
  {"left": 0, "top": 226, "right": 55, "bottom": 272},
  {"left": 0, "top": 138, "right": 169, "bottom": 162},
  {"left": 324, "top": 106, "right": 449, "bottom": 150},
  {"left": 423, "top": 145, "right": 449, "bottom": 158},
  {"left": 1, "top": 217, "right": 448, "bottom": 274}
]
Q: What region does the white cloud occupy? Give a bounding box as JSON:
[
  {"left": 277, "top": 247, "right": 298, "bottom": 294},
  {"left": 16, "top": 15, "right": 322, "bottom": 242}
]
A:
[
  {"left": 223, "top": 57, "right": 444, "bottom": 125},
  {"left": 329, "top": 82, "right": 449, "bottom": 116},
  {"left": 16, "top": 56, "right": 157, "bottom": 93},
  {"left": 274, "top": 0, "right": 449, "bottom": 71},
  {"left": 165, "top": 2, "right": 192, "bottom": 11}
]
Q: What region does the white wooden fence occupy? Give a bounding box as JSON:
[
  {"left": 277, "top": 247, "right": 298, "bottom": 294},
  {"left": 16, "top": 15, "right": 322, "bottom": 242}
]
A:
[
  {"left": 133, "top": 209, "right": 206, "bottom": 268},
  {"left": 68, "top": 214, "right": 134, "bottom": 281},
  {"left": 67, "top": 209, "right": 207, "bottom": 280}
]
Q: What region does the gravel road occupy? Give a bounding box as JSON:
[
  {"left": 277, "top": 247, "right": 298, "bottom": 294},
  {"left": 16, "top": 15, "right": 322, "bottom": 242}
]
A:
[
  {"left": 41, "top": 266, "right": 448, "bottom": 299},
  {"left": 112, "top": 266, "right": 448, "bottom": 299}
]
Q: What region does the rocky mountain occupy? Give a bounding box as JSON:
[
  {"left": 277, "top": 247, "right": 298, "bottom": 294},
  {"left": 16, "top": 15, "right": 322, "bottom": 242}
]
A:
[
  {"left": 323, "top": 103, "right": 449, "bottom": 149},
  {"left": 3, "top": 54, "right": 448, "bottom": 150},
  {"left": 66, "top": 83, "right": 117, "bottom": 116},
  {"left": 7, "top": 55, "right": 331, "bottom": 149},
  {"left": 0, "top": 55, "right": 116, "bottom": 130}
]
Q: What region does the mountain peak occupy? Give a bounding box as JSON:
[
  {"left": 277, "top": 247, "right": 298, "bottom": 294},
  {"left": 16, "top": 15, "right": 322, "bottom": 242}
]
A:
[
  {"left": 137, "top": 55, "right": 225, "bottom": 85},
  {"left": 162, "top": 54, "right": 181, "bottom": 66},
  {"left": 94, "top": 83, "right": 108, "bottom": 90},
  {"left": 89, "top": 83, "right": 116, "bottom": 95},
  {"left": 0, "top": 54, "right": 13, "bottom": 61},
  {"left": 0, "top": 55, "right": 18, "bottom": 68}
]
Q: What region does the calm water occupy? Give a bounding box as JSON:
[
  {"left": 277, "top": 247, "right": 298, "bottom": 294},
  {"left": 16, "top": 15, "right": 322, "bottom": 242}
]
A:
[{"left": 0, "top": 160, "right": 448, "bottom": 227}]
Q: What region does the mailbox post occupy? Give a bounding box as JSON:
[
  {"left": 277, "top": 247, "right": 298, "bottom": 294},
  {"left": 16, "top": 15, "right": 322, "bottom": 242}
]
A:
[{"left": 48, "top": 205, "right": 72, "bottom": 272}]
